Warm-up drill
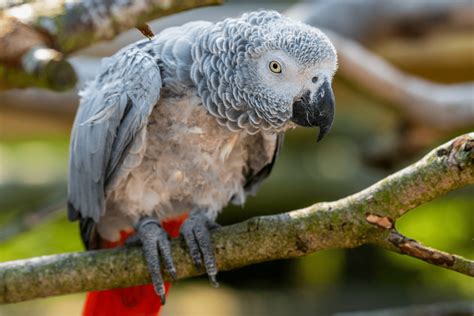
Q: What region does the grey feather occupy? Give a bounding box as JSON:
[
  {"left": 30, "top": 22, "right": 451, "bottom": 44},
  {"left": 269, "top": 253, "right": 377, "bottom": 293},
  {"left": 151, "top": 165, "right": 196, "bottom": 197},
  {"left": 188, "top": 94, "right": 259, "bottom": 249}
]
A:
[
  {"left": 67, "top": 10, "right": 337, "bottom": 242},
  {"left": 68, "top": 46, "right": 162, "bottom": 222},
  {"left": 189, "top": 10, "right": 336, "bottom": 132},
  {"left": 243, "top": 133, "right": 284, "bottom": 196}
]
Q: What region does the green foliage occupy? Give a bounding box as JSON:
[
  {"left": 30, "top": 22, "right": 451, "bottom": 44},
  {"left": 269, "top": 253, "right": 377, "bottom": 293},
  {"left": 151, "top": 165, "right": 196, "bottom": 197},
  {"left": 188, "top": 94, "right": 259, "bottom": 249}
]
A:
[
  {"left": 0, "top": 213, "right": 82, "bottom": 262},
  {"left": 385, "top": 195, "right": 474, "bottom": 296},
  {"left": 294, "top": 249, "right": 345, "bottom": 289}
]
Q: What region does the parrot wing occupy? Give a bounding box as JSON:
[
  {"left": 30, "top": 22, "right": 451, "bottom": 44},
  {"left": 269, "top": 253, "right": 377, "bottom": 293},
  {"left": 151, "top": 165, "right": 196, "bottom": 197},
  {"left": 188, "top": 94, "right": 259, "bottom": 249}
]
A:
[
  {"left": 243, "top": 133, "right": 285, "bottom": 196},
  {"left": 68, "top": 46, "right": 162, "bottom": 223}
]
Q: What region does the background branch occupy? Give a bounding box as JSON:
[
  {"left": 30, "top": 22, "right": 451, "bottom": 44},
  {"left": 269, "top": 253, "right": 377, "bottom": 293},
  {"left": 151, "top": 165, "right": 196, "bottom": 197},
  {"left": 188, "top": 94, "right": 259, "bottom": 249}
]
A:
[
  {"left": 0, "top": 0, "right": 223, "bottom": 90},
  {"left": 1, "top": 133, "right": 472, "bottom": 305},
  {"left": 286, "top": 0, "right": 474, "bottom": 43},
  {"left": 325, "top": 31, "right": 474, "bottom": 130}
]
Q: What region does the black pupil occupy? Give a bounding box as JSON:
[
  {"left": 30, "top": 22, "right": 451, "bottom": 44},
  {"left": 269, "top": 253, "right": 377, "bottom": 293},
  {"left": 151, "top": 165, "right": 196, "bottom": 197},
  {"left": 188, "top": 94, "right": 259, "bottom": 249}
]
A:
[
  {"left": 272, "top": 63, "right": 278, "bottom": 69},
  {"left": 312, "top": 76, "right": 318, "bottom": 83}
]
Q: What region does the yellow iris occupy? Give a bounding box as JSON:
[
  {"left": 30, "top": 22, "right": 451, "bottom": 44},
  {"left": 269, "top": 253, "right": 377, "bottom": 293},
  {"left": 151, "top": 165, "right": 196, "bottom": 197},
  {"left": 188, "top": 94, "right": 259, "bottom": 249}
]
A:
[{"left": 269, "top": 61, "right": 282, "bottom": 73}]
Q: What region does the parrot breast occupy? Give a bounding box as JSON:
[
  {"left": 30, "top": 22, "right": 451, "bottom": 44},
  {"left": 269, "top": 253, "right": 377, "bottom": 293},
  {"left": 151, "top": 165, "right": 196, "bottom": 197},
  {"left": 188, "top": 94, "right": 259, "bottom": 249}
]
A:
[{"left": 97, "top": 91, "right": 275, "bottom": 242}]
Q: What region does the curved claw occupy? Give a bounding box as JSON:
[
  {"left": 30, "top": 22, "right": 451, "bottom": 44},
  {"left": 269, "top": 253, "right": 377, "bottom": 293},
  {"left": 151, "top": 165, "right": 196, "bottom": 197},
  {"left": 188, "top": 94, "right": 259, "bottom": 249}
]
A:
[
  {"left": 137, "top": 217, "right": 176, "bottom": 304},
  {"left": 180, "top": 212, "right": 219, "bottom": 287},
  {"left": 208, "top": 273, "right": 219, "bottom": 288}
]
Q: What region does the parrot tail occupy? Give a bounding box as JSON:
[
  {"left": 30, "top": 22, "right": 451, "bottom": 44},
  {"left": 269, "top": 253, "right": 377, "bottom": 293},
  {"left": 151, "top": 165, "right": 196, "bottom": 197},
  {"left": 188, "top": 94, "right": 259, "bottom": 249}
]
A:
[{"left": 82, "top": 215, "right": 188, "bottom": 316}]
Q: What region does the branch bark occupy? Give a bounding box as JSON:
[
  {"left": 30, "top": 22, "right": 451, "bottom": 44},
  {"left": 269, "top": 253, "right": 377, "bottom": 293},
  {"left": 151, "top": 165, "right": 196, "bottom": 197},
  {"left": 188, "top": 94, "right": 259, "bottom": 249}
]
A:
[
  {"left": 0, "top": 0, "right": 223, "bottom": 90},
  {"left": 1, "top": 133, "right": 473, "bottom": 304}
]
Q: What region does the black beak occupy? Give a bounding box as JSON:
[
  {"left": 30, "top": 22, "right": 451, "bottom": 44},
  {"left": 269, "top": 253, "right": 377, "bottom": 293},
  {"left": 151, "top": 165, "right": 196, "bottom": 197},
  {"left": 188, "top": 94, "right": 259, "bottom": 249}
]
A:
[{"left": 291, "top": 81, "right": 335, "bottom": 142}]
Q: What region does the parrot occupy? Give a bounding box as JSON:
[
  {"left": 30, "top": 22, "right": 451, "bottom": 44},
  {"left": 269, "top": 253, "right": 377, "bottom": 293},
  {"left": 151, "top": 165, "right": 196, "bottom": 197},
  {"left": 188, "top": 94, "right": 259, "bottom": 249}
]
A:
[{"left": 67, "top": 10, "right": 337, "bottom": 316}]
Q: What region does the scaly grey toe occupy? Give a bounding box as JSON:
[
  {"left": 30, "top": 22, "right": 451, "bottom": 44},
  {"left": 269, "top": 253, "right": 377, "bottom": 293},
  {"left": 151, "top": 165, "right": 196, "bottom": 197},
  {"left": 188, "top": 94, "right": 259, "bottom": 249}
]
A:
[
  {"left": 180, "top": 212, "right": 219, "bottom": 287},
  {"left": 137, "top": 217, "right": 176, "bottom": 303}
]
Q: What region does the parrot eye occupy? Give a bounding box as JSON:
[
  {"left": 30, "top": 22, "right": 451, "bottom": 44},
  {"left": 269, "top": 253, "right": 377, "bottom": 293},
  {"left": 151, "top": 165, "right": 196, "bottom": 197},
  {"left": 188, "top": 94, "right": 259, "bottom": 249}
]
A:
[{"left": 269, "top": 61, "right": 282, "bottom": 73}]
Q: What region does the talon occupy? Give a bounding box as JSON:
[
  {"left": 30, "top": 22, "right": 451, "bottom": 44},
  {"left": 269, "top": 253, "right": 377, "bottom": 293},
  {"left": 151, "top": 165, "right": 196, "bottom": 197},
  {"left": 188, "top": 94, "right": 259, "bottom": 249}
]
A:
[
  {"left": 182, "top": 226, "right": 203, "bottom": 269},
  {"left": 180, "top": 211, "right": 219, "bottom": 287},
  {"left": 136, "top": 217, "right": 177, "bottom": 303},
  {"left": 169, "top": 268, "right": 177, "bottom": 281},
  {"left": 208, "top": 274, "right": 219, "bottom": 288}
]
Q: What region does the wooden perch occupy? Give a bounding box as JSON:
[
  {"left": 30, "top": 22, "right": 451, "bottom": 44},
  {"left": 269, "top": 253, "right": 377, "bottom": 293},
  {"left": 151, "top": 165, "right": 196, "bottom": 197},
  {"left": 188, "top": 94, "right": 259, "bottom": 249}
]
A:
[
  {"left": 0, "top": 0, "right": 223, "bottom": 90},
  {"left": 0, "top": 133, "right": 472, "bottom": 304}
]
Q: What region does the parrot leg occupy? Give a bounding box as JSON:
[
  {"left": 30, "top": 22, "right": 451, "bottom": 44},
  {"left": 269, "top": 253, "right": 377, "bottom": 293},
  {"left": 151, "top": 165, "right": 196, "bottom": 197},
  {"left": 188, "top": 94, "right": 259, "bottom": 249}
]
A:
[
  {"left": 180, "top": 209, "right": 221, "bottom": 287},
  {"left": 135, "top": 217, "right": 177, "bottom": 304}
]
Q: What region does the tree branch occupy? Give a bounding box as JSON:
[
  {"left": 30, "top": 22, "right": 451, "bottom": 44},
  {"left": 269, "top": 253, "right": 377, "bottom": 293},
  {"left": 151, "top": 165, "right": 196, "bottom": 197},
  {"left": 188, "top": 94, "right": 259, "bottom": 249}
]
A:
[
  {"left": 0, "top": 133, "right": 472, "bottom": 304},
  {"left": 325, "top": 31, "right": 474, "bottom": 130},
  {"left": 0, "top": 0, "right": 223, "bottom": 90},
  {"left": 376, "top": 231, "right": 474, "bottom": 277}
]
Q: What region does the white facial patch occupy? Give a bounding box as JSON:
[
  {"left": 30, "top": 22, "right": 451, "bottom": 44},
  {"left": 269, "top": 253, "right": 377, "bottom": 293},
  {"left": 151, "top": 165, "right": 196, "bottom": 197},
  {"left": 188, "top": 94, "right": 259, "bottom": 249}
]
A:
[{"left": 256, "top": 50, "right": 306, "bottom": 99}]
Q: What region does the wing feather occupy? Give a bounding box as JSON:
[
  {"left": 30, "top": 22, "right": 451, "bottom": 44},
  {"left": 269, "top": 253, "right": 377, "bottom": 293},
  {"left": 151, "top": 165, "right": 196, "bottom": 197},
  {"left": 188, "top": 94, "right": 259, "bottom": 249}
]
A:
[
  {"left": 243, "top": 133, "right": 284, "bottom": 196},
  {"left": 68, "top": 46, "right": 162, "bottom": 222}
]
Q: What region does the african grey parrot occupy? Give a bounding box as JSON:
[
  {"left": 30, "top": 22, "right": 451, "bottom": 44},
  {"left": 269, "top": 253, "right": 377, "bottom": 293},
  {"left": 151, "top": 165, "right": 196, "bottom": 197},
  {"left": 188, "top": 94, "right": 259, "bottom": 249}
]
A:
[{"left": 68, "top": 9, "right": 337, "bottom": 307}]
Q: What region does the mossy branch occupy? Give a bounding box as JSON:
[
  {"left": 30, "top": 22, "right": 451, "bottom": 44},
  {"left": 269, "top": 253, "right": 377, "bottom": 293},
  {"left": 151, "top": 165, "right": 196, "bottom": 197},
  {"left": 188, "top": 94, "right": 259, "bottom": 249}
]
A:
[
  {"left": 1, "top": 133, "right": 473, "bottom": 304},
  {"left": 0, "top": 0, "right": 223, "bottom": 91}
]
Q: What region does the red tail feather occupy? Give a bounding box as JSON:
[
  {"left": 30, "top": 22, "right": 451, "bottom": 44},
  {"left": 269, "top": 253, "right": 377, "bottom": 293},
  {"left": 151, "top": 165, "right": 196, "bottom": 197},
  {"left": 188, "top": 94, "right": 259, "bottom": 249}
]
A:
[{"left": 83, "top": 214, "right": 188, "bottom": 316}]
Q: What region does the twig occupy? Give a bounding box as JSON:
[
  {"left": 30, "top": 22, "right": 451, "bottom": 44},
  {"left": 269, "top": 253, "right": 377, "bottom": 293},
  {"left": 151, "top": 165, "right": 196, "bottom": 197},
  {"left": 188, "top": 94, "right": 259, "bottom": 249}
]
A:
[
  {"left": 0, "top": 133, "right": 472, "bottom": 304},
  {"left": 376, "top": 231, "right": 474, "bottom": 277}
]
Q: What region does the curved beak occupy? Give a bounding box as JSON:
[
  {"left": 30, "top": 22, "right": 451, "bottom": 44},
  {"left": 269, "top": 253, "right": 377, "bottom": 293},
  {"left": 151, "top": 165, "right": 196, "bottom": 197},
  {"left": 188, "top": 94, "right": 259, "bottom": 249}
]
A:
[{"left": 291, "top": 81, "right": 335, "bottom": 142}]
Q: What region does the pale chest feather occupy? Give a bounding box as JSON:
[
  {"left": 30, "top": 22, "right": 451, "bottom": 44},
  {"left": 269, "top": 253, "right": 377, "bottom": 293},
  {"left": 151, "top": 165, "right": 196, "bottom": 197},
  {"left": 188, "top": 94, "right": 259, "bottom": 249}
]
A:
[{"left": 105, "top": 93, "right": 275, "bottom": 226}]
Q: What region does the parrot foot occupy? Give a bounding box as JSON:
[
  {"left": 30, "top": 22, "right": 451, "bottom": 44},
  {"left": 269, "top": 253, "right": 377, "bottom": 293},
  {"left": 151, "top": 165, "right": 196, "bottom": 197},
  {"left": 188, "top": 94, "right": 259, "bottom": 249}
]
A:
[
  {"left": 135, "top": 217, "right": 177, "bottom": 305},
  {"left": 180, "top": 210, "right": 221, "bottom": 288}
]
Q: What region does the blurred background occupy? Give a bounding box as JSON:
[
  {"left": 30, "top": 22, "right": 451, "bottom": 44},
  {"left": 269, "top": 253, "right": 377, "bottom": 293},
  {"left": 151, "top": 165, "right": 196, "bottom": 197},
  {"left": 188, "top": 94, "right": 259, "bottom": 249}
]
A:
[{"left": 0, "top": 0, "right": 473, "bottom": 315}]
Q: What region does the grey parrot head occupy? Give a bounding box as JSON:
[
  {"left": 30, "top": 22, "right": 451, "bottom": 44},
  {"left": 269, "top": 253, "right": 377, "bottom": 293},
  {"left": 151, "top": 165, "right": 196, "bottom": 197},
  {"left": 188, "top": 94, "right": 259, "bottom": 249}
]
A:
[{"left": 191, "top": 10, "right": 337, "bottom": 140}]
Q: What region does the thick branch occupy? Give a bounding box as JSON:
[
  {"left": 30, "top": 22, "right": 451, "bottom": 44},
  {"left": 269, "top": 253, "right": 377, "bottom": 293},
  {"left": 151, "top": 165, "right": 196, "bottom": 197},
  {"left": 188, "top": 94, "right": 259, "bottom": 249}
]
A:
[
  {"left": 2, "top": 0, "right": 223, "bottom": 54},
  {"left": 0, "top": 0, "right": 223, "bottom": 90},
  {"left": 0, "top": 133, "right": 472, "bottom": 304}
]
